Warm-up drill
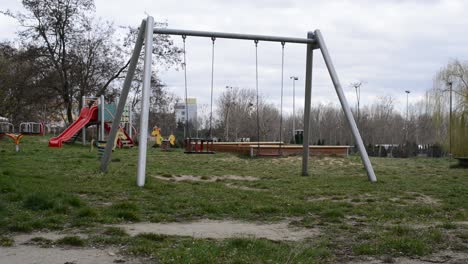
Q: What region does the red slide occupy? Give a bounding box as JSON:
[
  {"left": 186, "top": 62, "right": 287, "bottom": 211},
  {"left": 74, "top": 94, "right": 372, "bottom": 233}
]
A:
[{"left": 49, "top": 106, "right": 98, "bottom": 148}]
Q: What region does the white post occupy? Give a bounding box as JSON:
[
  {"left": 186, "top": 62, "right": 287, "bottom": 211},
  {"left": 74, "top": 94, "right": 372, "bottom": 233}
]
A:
[
  {"left": 100, "top": 95, "right": 105, "bottom": 141},
  {"left": 137, "top": 16, "right": 154, "bottom": 187},
  {"left": 82, "top": 96, "right": 86, "bottom": 145}
]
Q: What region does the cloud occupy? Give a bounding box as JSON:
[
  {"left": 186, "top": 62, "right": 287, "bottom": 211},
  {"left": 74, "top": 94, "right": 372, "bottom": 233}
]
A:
[{"left": 2, "top": 0, "right": 467, "bottom": 115}]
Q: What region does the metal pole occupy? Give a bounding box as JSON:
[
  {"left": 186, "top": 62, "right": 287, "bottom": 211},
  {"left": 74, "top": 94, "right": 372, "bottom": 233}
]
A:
[
  {"left": 153, "top": 28, "right": 316, "bottom": 44},
  {"left": 358, "top": 86, "right": 360, "bottom": 126},
  {"left": 129, "top": 105, "right": 133, "bottom": 139},
  {"left": 302, "top": 32, "right": 314, "bottom": 176},
  {"left": 82, "top": 96, "right": 86, "bottom": 145},
  {"left": 100, "top": 95, "right": 105, "bottom": 141},
  {"left": 449, "top": 82, "right": 452, "bottom": 158},
  {"left": 100, "top": 19, "right": 146, "bottom": 173},
  {"left": 293, "top": 78, "right": 295, "bottom": 140},
  {"left": 405, "top": 90, "right": 410, "bottom": 142},
  {"left": 314, "top": 30, "right": 377, "bottom": 182},
  {"left": 137, "top": 16, "right": 154, "bottom": 187},
  {"left": 290, "top": 76, "right": 298, "bottom": 143}
]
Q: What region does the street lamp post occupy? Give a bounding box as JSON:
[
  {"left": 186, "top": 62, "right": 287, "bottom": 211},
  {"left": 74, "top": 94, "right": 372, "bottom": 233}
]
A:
[
  {"left": 405, "top": 90, "right": 410, "bottom": 142},
  {"left": 225, "top": 86, "right": 235, "bottom": 141},
  {"left": 351, "top": 82, "right": 362, "bottom": 128},
  {"left": 290, "top": 76, "right": 298, "bottom": 143},
  {"left": 448, "top": 81, "right": 453, "bottom": 158}
]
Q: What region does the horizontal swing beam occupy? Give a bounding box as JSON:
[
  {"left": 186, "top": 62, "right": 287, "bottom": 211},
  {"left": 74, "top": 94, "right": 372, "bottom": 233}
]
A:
[{"left": 153, "top": 28, "right": 316, "bottom": 44}]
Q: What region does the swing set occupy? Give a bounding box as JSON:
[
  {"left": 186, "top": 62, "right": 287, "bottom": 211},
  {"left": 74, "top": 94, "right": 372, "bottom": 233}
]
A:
[
  {"left": 100, "top": 16, "right": 378, "bottom": 187},
  {"left": 180, "top": 31, "right": 287, "bottom": 156}
]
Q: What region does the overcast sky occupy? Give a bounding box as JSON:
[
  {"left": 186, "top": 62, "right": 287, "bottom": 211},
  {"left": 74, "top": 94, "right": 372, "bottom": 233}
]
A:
[{"left": 1, "top": 0, "right": 467, "bottom": 115}]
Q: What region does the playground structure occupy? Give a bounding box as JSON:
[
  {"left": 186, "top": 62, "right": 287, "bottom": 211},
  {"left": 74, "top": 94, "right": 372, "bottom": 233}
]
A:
[
  {"left": 1, "top": 121, "right": 46, "bottom": 136},
  {"left": 5, "top": 133, "right": 24, "bottom": 152},
  {"left": 0, "top": 122, "right": 14, "bottom": 134},
  {"left": 151, "top": 127, "right": 176, "bottom": 150},
  {"left": 19, "top": 122, "right": 44, "bottom": 135},
  {"left": 48, "top": 96, "right": 134, "bottom": 148},
  {"left": 100, "top": 16, "right": 378, "bottom": 187}
]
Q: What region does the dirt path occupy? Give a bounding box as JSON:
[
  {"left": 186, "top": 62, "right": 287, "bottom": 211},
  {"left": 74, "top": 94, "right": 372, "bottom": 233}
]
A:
[
  {"left": 0, "top": 245, "right": 131, "bottom": 264},
  {"left": 0, "top": 231, "right": 136, "bottom": 264},
  {"left": 114, "top": 219, "right": 318, "bottom": 241},
  {"left": 152, "top": 174, "right": 259, "bottom": 182},
  {"left": 346, "top": 250, "right": 468, "bottom": 264}
]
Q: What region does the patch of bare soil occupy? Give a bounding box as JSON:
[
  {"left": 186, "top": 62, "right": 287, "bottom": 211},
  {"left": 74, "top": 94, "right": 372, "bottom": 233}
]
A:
[
  {"left": 0, "top": 246, "right": 132, "bottom": 264},
  {"left": 405, "top": 191, "right": 440, "bottom": 205},
  {"left": 345, "top": 250, "right": 468, "bottom": 264},
  {"left": 388, "top": 192, "right": 441, "bottom": 207},
  {"left": 224, "top": 183, "right": 267, "bottom": 192},
  {"left": 216, "top": 156, "right": 244, "bottom": 162},
  {"left": 307, "top": 194, "right": 370, "bottom": 205},
  {"left": 1, "top": 232, "right": 134, "bottom": 264},
  {"left": 314, "top": 157, "right": 357, "bottom": 166},
  {"left": 153, "top": 174, "right": 259, "bottom": 182},
  {"left": 307, "top": 192, "right": 440, "bottom": 207},
  {"left": 114, "top": 219, "right": 318, "bottom": 241},
  {"left": 271, "top": 156, "right": 301, "bottom": 164}
]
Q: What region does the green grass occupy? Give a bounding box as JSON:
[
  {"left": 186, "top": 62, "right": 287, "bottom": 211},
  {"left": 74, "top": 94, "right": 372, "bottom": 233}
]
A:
[
  {"left": 352, "top": 226, "right": 445, "bottom": 256},
  {"left": 0, "top": 236, "right": 14, "bottom": 247},
  {"left": 56, "top": 236, "right": 86, "bottom": 247},
  {"left": 0, "top": 136, "right": 467, "bottom": 262},
  {"left": 29, "top": 237, "right": 54, "bottom": 247}
]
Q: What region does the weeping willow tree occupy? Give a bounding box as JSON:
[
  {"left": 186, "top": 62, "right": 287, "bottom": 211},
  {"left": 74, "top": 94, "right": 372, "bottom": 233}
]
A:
[{"left": 428, "top": 60, "right": 468, "bottom": 157}]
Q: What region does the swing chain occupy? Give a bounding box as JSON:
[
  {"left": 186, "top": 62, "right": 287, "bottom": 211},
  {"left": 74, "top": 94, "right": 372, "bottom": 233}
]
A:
[
  {"left": 209, "top": 36, "right": 216, "bottom": 138},
  {"left": 254, "top": 39, "right": 260, "bottom": 150},
  {"left": 279, "top": 41, "right": 285, "bottom": 153},
  {"left": 182, "top": 34, "right": 189, "bottom": 138}
]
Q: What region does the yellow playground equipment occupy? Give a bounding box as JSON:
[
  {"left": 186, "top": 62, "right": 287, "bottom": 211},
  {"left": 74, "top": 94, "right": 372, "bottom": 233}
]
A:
[
  {"left": 113, "top": 127, "right": 131, "bottom": 150},
  {"left": 151, "top": 127, "right": 176, "bottom": 149},
  {"left": 5, "top": 133, "right": 24, "bottom": 152}
]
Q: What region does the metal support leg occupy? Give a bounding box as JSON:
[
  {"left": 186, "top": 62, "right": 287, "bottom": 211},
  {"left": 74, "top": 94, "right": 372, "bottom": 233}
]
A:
[
  {"left": 100, "top": 95, "right": 105, "bottom": 141},
  {"left": 82, "top": 96, "right": 86, "bottom": 145},
  {"left": 302, "top": 32, "right": 314, "bottom": 176},
  {"left": 314, "top": 30, "right": 377, "bottom": 182},
  {"left": 136, "top": 16, "right": 154, "bottom": 187},
  {"left": 129, "top": 105, "right": 133, "bottom": 139},
  {"left": 100, "top": 19, "right": 146, "bottom": 173}
]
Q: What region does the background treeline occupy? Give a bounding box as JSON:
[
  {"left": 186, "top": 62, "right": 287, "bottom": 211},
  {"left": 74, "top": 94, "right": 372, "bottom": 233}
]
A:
[{"left": 208, "top": 60, "right": 467, "bottom": 157}]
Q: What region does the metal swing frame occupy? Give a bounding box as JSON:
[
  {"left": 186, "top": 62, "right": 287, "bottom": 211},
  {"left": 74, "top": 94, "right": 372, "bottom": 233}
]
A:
[{"left": 100, "top": 16, "right": 377, "bottom": 187}]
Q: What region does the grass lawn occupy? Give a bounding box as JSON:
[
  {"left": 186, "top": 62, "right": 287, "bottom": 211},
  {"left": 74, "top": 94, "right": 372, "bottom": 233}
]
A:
[{"left": 0, "top": 136, "right": 467, "bottom": 263}]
